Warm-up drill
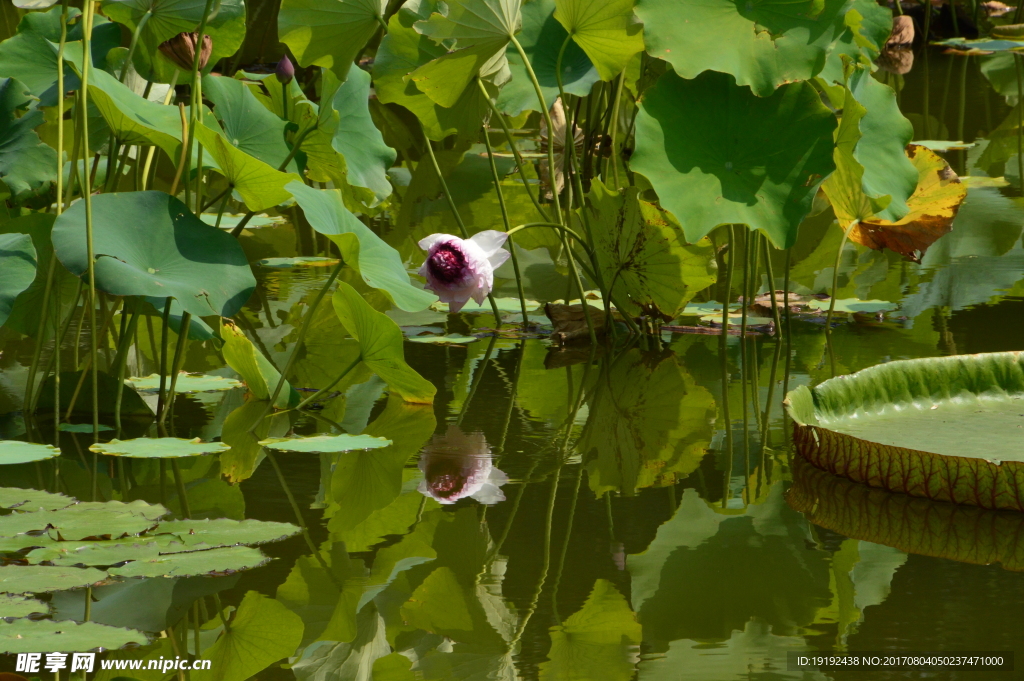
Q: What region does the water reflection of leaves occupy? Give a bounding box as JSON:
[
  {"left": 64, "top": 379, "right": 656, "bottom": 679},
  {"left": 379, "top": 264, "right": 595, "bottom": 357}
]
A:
[{"left": 579, "top": 349, "right": 716, "bottom": 496}]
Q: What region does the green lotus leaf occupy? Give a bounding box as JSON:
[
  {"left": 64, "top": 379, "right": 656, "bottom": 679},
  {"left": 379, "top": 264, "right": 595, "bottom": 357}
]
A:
[
  {"left": 538, "top": 579, "right": 641, "bottom": 680},
  {"left": 586, "top": 182, "right": 717, "bottom": 320},
  {"left": 0, "top": 441, "right": 60, "bottom": 465},
  {"left": 107, "top": 545, "right": 270, "bottom": 578},
  {"left": 52, "top": 191, "right": 256, "bottom": 318},
  {"left": 0, "top": 77, "right": 58, "bottom": 202},
  {"left": 0, "top": 594, "right": 48, "bottom": 618},
  {"left": 288, "top": 181, "right": 434, "bottom": 312},
  {"left": 202, "top": 74, "right": 297, "bottom": 174},
  {"left": 256, "top": 256, "right": 339, "bottom": 268},
  {"left": 321, "top": 67, "right": 397, "bottom": 205},
  {"left": 372, "top": 0, "right": 494, "bottom": 141},
  {"left": 0, "top": 534, "right": 59, "bottom": 553},
  {"left": 332, "top": 281, "right": 436, "bottom": 404},
  {"left": 635, "top": 0, "right": 850, "bottom": 96},
  {"left": 220, "top": 320, "right": 300, "bottom": 410},
  {"left": 100, "top": 0, "right": 246, "bottom": 83},
  {"left": 154, "top": 517, "right": 301, "bottom": 548},
  {"left": 786, "top": 351, "right": 1024, "bottom": 511},
  {"left": 129, "top": 373, "right": 243, "bottom": 393},
  {"left": 0, "top": 500, "right": 168, "bottom": 541},
  {"left": 805, "top": 298, "right": 897, "bottom": 314},
  {"left": 407, "top": 333, "right": 479, "bottom": 344},
  {"left": 0, "top": 233, "right": 36, "bottom": 328},
  {"left": 553, "top": 0, "right": 643, "bottom": 81},
  {"left": 818, "top": 0, "right": 894, "bottom": 84},
  {"left": 0, "top": 618, "right": 149, "bottom": 653},
  {"left": 0, "top": 487, "right": 73, "bottom": 511},
  {"left": 407, "top": 40, "right": 508, "bottom": 108},
  {"left": 36, "top": 370, "right": 153, "bottom": 417},
  {"left": 219, "top": 398, "right": 292, "bottom": 484},
  {"left": 27, "top": 541, "right": 163, "bottom": 567},
  {"left": 259, "top": 434, "right": 392, "bottom": 453},
  {"left": 0, "top": 213, "right": 80, "bottom": 340},
  {"left": 196, "top": 591, "right": 304, "bottom": 679},
  {"left": 58, "top": 423, "right": 115, "bottom": 433},
  {"left": 630, "top": 69, "right": 836, "bottom": 249},
  {"left": 278, "top": 0, "right": 386, "bottom": 80},
  {"left": 496, "top": 0, "right": 598, "bottom": 115},
  {"left": 0, "top": 565, "right": 108, "bottom": 594},
  {"left": 193, "top": 124, "right": 303, "bottom": 212},
  {"left": 89, "top": 437, "right": 231, "bottom": 459}
]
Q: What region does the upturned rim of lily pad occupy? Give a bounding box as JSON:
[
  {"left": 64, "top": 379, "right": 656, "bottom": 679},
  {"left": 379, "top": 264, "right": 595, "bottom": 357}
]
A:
[
  {"left": 785, "top": 351, "right": 1024, "bottom": 511},
  {"left": 88, "top": 437, "right": 230, "bottom": 459}
]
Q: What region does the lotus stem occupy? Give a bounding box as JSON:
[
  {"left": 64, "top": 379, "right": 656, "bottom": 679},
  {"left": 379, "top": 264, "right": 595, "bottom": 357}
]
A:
[
  {"left": 284, "top": 355, "right": 360, "bottom": 413},
  {"left": 63, "top": 296, "right": 121, "bottom": 420},
  {"left": 84, "top": 586, "right": 92, "bottom": 621},
  {"left": 79, "top": 0, "right": 100, "bottom": 440},
  {"left": 1016, "top": 55, "right": 1024, "bottom": 193},
  {"left": 608, "top": 72, "right": 626, "bottom": 190},
  {"left": 721, "top": 225, "right": 736, "bottom": 335},
  {"left": 140, "top": 70, "right": 179, "bottom": 191},
  {"left": 549, "top": 464, "right": 583, "bottom": 622},
  {"left": 29, "top": 281, "right": 83, "bottom": 413},
  {"left": 457, "top": 334, "right": 496, "bottom": 426},
  {"left": 160, "top": 312, "right": 192, "bottom": 425},
  {"left": 420, "top": 126, "right": 504, "bottom": 325},
  {"left": 265, "top": 450, "right": 327, "bottom": 560},
  {"left": 212, "top": 593, "right": 231, "bottom": 631},
  {"left": 826, "top": 221, "right": 857, "bottom": 331},
  {"left": 202, "top": 185, "right": 231, "bottom": 213},
  {"left": 55, "top": 0, "right": 69, "bottom": 207},
  {"left": 477, "top": 80, "right": 548, "bottom": 222},
  {"left": 170, "top": 459, "right": 191, "bottom": 517},
  {"left": 118, "top": 12, "right": 152, "bottom": 83},
  {"left": 170, "top": 102, "right": 189, "bottom": 196},
  {"left": 762, "top": 237, "right": 783, "bottom": 337},
  {"left": 213, "top": 188, "right": 231, "bottom": 229},
  {"left": 740, "top": 231, "right": 751, "bottom": 338},
  {"left": 157, "top": 299, "right": 172, "bottom": 416},
  {"left": 113, "top": 302, "right": 140, "bottom": 433},
  {"left": 23, "top": 253, "right": 59, "bottom": 415},
  {"left": 480, "top": 122, "right": 529, "bottom": 328},
  {"left": 719, "top": 312, "right": 733, "bottom": 507},
  {"left": 182, "top": 0, "right": 218, "bottom": 212}
]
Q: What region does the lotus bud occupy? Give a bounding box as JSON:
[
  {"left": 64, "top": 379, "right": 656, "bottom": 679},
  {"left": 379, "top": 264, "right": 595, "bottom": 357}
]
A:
[
  {"left": 159, "top": 32, "right": 213, "bottom": 72},
  {"left": 417, "top": 231, "right": 510, "bottom": 312},
  {"left": 276, "top": 56, "right": 295, "bottom": 84}
]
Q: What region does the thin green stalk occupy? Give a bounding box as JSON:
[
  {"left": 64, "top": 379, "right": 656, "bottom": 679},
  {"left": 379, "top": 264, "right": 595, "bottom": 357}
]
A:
[
  {"left": 826, "top": 222, "right": 857, "bottom": 330},
  {"left": 182, "top": 0, "right": 218, "bottom": 214},
  {"left": 170, "top": 459, "right": 191, "bottom": 517},
  {"left": 740, "top": 230, "right": 751, "bottom": 338},
  {"left": 157, "top": 298, "right": 172, "bottom": 416},
  {"left": 80, "top": 0, "right": 99, "bottom": 440},
  {"left": 139, "top": 70, "right": 179, "bottom": 191},
  {"left": 159, "top": 312, "right": 191, "bottom": 425},
  {"left": 23, "top": 253, "right": 59, "bottom": 414},
  {"left": 607, "top": 71, "right": 626, "bottom": 189},
  {"left": 721, "top": 225, "right": 736, "bottom": 335},
  {"left": 55, "top": 0, "right": 70, "bottom": 207},
  {"left": 113, "top": 302, "right": 140, "bottom": 433},
  {"left": 84, "top": 587, "right": 92, "bottom": 621},
  {"left": 1016, "top": 56, "right": 1024, "bottom": 193},
  {"left": 421, "top": 129, "right": 504, "bottom": 324},
  {"left": 480, "top": 122, "right": 529, "bottom": 327},
  {"left": 549, "top": 465, "right": 583, "bottom": 623},
  {"left": 762, "top": 237, "right": 783, "bottom": 337},
  {"left": 30, "top": 281, "right": 83, "bottom": 413},
  {"left": 457, "top": 334, "right": 496, "bottom": 426},
  {"left": 213, "top": 187, "right": 231, "bottom": 229},
  {"left": 286, "top": 356, "right": 360, "bottom": 413},
  {"left": 783, "top": 248, "right": 793, "bottom": 340}
]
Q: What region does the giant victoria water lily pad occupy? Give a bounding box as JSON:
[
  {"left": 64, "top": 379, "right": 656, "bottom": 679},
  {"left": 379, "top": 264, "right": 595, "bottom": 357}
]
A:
[
  {"left": 786, "top": 351, "right": 1024, "bottom": 511},
  {"left": 52, "top": 192, "right": 256, "bottom": 318},
  {"left": 630, "top": 70, "right": 836, "bottom": 249}
]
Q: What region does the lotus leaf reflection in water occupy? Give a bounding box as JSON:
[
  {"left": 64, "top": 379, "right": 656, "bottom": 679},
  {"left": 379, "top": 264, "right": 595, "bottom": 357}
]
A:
[{"left": 416, "top": 426, "right": 508, "bottom": 505}]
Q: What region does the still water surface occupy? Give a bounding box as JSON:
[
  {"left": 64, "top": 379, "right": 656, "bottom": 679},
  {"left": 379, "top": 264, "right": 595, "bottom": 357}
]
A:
[{"left": 3, "top": 48, "right": 1024, "bottom": 681}]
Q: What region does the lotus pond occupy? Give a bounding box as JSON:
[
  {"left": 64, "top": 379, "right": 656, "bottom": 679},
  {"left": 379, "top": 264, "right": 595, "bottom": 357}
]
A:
[{"left": 2, "top": 0, "right": 1024, "bottom": 678}]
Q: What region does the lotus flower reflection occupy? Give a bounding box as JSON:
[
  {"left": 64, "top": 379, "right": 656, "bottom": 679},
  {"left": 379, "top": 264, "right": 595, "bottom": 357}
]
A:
[
  {"left": 417, "top": 231, "right": 510, "bottom": 312},
  {"left": 418, "top": 427, "right": 508, "bottom": 505}
]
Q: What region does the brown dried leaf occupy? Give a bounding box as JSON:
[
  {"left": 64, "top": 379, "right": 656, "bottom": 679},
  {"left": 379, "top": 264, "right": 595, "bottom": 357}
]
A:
[{"left": 545, "top": 303, "right": 607, "bottom": 345}]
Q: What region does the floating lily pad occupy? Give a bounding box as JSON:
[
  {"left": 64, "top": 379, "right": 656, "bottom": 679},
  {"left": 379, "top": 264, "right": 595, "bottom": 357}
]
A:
[
  {"left": 0, "top": 488, "right": 74, "bottom": 512},
  {"left": 128, "top": 374, "right": 243, "bottom": 393},
  {"left": 0, "top": 594, "right": 48, "bottom": 618},
  {"left": 429, "top": 297, "right": 541, "bottom": 313},
  {"left": 256, "top": 257, "right": 340, "bottom": 268},
  {"left": 0, "top": 441, "right": 60, "bottom": 465},
  {"left": 26, "top": 541, "right": 163, "bottom": 567},
  {"left": 805, "top": 299, "right": 898, "bottom": 314},
  {"left": 962, "top": 176, "right": 1011, "bottom": 188},
  {"left": 0, "top": 500, "right": 168, "bottom": 541},
  {"left": 680, "top": 302, "right": 724, "bottom": 316},
  {"left": 89, "top": 438, "right": 230, "bottom": 459},
  {"left": 0, "top": 565, "right": 107, "bottom": 593},
  {"left": 0, "top": 618, "right": 148, "bottom": 653},
  {"left": 0, "top": 534, "right": 58, "bottom": 553},
  {"left": 58, "top": 423, "right": 115, "bottom": 433},
  {"left": 407, "top": 334, "right": 480, "bottom": 344},
  {"left": 786, "top": 351, "right": 1024, "bottom": 511},
  {"left": 107, "top": 546, "right": 270, "bottom": 579},
  {"left": 932, "top": 37, "right": 1024, "bottom": 52},
  {"left": 258, "top": 434, "right": 392, "bottom": 453},
  {"left": 154, "top": 518, "right": 302, "bottom": 548}
]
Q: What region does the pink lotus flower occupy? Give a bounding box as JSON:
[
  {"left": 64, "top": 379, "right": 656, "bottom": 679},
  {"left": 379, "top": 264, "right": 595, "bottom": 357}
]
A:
[
  {"left": 417, "top": 231, "right": 510, "bottom": 312},
  {"left": 417, "top": 426, "right": 508, "bottom": 505}
]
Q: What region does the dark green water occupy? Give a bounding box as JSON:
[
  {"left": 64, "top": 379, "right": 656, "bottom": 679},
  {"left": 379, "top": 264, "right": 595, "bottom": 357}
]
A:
[{"left": 3, "top": 49, "right": 1024, "bottom": 681}]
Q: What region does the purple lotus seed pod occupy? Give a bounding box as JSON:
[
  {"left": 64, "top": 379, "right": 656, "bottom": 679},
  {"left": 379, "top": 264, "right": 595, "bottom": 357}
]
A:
[
  {"left": 276, "top": 56, "right": 295, "bottom": 84},
  {"left": 417, "top": 230, "right": 510, "bottom": 312}
]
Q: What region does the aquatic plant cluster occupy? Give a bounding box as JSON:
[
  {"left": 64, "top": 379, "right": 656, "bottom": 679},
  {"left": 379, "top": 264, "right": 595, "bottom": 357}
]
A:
[{"left": 0, "top": 0, "right": 1021, "bottom": 674}]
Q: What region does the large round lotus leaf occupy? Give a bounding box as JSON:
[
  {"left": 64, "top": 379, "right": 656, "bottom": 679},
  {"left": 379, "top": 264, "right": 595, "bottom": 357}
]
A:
[
  {"left": 52, "top": 191, "right": 257, "bottom": 318},
  {"left": 128, "top": 374, "right": 243, "bottom": 393},
  {"left": 153, "top": 518, "right": 302, "bottom": 549},
  {"left": 0, "top": 487, "right": 73, "bottom": 511},
  {"left": 0, "top": 233, "right": 37, "bottom": 327},
  {"left": 27, "top": 541, "right": 162, "bottom": 567},
  {"left": 0, "top": 441, "right": 59, "bottom": 465},
  {"left": 634, "top": 0, "right": 849, "bottom": 96},
  {"left": 107, "top": 545, "right": 270, "bottom": 579},
  {"left": 0, "top": 618, "right": 148, "bottom": 653},
  {"left": 0, "top": 500, "right": 168, "bottom": 541},
  {"left": 278, "top": 0, "right": 385, "bottom": 80},
  {"left": 789, "top": 456, "right": 1024, "bottom": 571},
  {"left": 258, "top": 434, "right": 392, "bottom": 453},
  {"left": 89, "top": 437, "right": 230, "bottom": 459},
  {"left": 0, "top": 78, "right": 59, "bottom": 201},
  {"left": 0, "top": 594, "right": 48, "bottom": 618},
  {"left": 786, "top": 351, "right": 1024, "bottom": 511},
  {"left": 630, "top": 70, "right": 836, "bottom": 249},
  {"left": 0, "top": 565, "right": 107, "bottom": 593}
]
